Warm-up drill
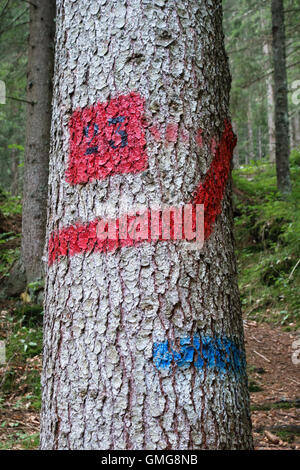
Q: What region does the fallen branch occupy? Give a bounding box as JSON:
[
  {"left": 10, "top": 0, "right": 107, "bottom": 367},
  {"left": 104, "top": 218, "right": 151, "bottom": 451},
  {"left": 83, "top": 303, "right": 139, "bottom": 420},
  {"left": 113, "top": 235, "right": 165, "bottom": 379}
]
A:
[
  {"left": 7, "top": 95, "right": 35, "bottom": 105},
  {"left": 288, "top": 258, "right": 300, "bottom": 280},
  {"left": 253, "top": 350, "right": 271, "bottom": 363}
]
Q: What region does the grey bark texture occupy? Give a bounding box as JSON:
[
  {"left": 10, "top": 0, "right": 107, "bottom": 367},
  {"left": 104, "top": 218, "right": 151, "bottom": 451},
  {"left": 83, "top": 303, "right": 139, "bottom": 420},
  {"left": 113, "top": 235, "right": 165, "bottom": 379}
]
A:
[
  {"left": 232, "top": 121, "right": 239, "bottom": 168},
  {"left": 247, "top": 101, "right": 254, "bottom": 164},
  {"left": 10, "top": 148, "right": 19, "bottom": 196},
  {"left": 271, "top": 0, "right": 292, "bottom": 194},
  {"left": 260, "top": 11, "right": 276, "bottom": 163},
  {"left": 262, "top": 41, "right": 276, "bottom": 163},
  {"left": 41, "top": 0, "right": 253, "bottom": 450},
  {"left": 21, "top": 0, "right": 56, "bottom": 283},
  {"left": 291, "top": 110, "right": 300, "bottom": 148}
]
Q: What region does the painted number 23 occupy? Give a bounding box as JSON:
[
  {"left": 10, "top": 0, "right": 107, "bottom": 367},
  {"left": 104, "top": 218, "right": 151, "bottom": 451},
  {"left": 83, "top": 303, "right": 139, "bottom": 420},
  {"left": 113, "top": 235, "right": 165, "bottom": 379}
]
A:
[{"left": 84, "top": 116, "right": 128, "bottom": 155}]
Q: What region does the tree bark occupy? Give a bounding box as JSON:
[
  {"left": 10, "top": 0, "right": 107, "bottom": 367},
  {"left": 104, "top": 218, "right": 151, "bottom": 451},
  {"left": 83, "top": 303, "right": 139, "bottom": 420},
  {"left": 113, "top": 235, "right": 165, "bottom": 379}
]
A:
[
  {"left": 263, "top": 41, "right": 276, "bottom": 163},
  {"left": 247, "top": 101, "right": 254, "bottom": 164},
  {"left": 232, "top": 121, "right": 239, "bottom": 168},
  {"left": 10, "top": 149, "right": 19, "bottom": 196},
  {"left": 271, "top": 0, "right": 292, "bottom": 193},
  {"left": 21, "top": 0, "right": 56, "bottom": 283},
  {"left": 260, "top": 10, "right": 276, "bottom": 164},
  {"left": 291, "top": 110, "right": 300, "bottom": 148},
  {"left": 258, "top": 127, "right": 262, "bottom": 160},
  {"left": 41, "top": 0, "right": 253, "bottom": 450}
]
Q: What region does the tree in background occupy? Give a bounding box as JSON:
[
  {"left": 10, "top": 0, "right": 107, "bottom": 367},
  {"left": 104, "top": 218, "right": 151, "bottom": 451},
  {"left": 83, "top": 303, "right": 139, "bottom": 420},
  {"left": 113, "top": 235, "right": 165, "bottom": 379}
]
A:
[
  {"left": 0, "top": 0, "right": 55, "bottom": 296},
  {"left": 223, "top": 0, "right": 300, "bottom": 168},
  {"left": 261, "top": 12, "right": 276, "bottom": 163},
  {"left": 0, "top": 0, "right": 28, "bottom": 192},
  {"left": 41, "top": 0, "right": 253, "bottom": 450},
  {"left": 21, "top": 0, "right": 56, "bottom": 283},
  {"left": 271, "top": 0, "right": 292, "bottom": 194}
]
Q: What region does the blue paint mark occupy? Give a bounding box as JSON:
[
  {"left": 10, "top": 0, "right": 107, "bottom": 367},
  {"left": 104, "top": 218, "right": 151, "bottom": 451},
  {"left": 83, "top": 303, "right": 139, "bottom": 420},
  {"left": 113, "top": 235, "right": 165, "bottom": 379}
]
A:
[{"left": 153, "top": 335, "right": 246, "bottom": 376}]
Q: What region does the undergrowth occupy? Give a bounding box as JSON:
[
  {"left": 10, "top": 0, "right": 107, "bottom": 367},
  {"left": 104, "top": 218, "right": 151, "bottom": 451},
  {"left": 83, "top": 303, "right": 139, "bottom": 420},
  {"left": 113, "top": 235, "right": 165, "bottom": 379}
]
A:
[{"left": 233, "top": 148, "right": 300, "bottom": 329}]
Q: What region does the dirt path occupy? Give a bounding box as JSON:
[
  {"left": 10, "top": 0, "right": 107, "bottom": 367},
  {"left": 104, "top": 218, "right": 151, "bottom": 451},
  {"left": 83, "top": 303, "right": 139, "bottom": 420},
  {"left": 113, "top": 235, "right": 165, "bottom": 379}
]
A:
[
  {"left": 0, "top": 321, "right": 299, "bottom": 449},
  {"left": 244, "top": 320, "right": 300, "bottom": 449}
]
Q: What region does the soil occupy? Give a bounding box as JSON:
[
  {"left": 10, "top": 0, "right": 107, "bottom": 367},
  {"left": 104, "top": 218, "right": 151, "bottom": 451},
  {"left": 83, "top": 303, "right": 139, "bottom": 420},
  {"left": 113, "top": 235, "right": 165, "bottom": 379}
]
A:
[{"left": 244, "top": 320, "right": 300, "bottom": 450}]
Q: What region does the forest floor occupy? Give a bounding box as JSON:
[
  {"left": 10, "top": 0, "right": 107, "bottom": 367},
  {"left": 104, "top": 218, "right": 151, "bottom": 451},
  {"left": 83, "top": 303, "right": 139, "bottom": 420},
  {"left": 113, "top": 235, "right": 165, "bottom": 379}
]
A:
[
  {"left": 244, "top": 320, "right": 300, "bottom": 450},
  {"left": 0, "top": 312, "right": 299, "bottom": 450}
]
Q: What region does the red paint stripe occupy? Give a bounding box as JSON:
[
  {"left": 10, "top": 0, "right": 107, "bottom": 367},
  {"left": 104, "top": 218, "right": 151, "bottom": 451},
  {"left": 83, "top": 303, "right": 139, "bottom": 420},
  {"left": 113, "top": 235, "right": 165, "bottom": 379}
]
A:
[{"left": 48, "top": 121, "right": 236, "bottom": 265}]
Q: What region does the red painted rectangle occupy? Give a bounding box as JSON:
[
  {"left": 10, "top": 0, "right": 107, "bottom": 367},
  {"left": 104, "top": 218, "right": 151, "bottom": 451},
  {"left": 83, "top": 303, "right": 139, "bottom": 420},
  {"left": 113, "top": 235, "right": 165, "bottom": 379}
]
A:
[{"left": 66, "top": 92, "right": 148, "bottom": 184}]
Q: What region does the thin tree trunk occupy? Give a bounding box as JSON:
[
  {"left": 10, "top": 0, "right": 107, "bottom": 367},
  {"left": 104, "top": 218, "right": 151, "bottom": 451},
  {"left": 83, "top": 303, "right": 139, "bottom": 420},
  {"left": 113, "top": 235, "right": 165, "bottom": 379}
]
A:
[
  {"left": 21, "top": 0, "right": 55, "bottom": 283},
  {"left": 260, "top": 9, "right": 276, "bottom": 164},
  {"left": 10, "top": 149, "right": 19, "bottom": 196},
  {"left": 289, "top": 112, "right": 295, "bottom": 150},
  {"left": 41, "top": 0, "right": 253, "bottom": 450},
  {"left": 263, "top": 42, "right": 276, "bottom": 162},
  {"left": 232, "top": 122, "right": 240, "bottom": 168},
  {"left": 258, "top": 127, "right": 262, "bottom": 160},
  {"left": 247, "top": 101, "right": 254, "bottom": 163},
  {"left": 271, "top": 0, "right": 292, "bottom": 193},
  {"left": 293, "top": 110, "right": 300, "bottom": 147}
]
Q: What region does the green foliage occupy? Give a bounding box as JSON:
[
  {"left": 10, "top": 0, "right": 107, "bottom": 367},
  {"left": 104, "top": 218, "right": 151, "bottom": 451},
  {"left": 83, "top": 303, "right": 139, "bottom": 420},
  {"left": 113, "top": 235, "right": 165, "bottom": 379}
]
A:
[
  {"left": 6, "top": 325, "right": 43, "bottom": 360},
  {"left": 290, "top": 148, "right": 300, "bottom": 167},
  {"left": 234, "top": 154, "right": 300, "bottom": 328},
  {"left": 0, "top": 192, "right": 21, "bottom": 215},
  {"left": 0, "top": 431, "right": 39, "bottom": 450},
  {"left": 248, "top": 379, "right": 263, "bottom": 393},
  {"left": 251, "top": 400, "right": 300, "bottom": 412},
  {"left": 1, "top": 305, "right": 42, "bottom": 408},
  {"left": 0, "top": 192, "right": 22, "bottom": 278},
  {"left": 274, "top": 428, "right": 300, "bottom": 444},
  {"left": 13, "top": 303, "right": 44, "bottom": 327},
  {"left": 0, "top": 247, "right": 19, "bottom": 277}
]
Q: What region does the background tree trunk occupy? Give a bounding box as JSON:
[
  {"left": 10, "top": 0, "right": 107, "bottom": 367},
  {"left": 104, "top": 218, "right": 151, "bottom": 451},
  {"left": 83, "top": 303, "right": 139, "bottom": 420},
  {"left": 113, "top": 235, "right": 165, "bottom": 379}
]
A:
[
  {"left": 247, "top": 101, "right": 254, "bottom": 164},
  {"left": 41, "top": 0, "right": 253, "bottom": 450},
  {"left": 291, "top": 110, "right": 300, "bottom": 148},
  {"left": 21, "top": 0, "right": 55, "bottom": 283},
  {"left": 261, "top": 11, "right": 276, "bottom": 164},
  {"left": 263, "top": 42, "right": 276, "bottom": 163},
  {"left": 271, "top": 0, "right": 292, "bottom": 193},
  {"left": 258, "top": 127, "right": 262, "bottom": 160},
  {"left": 232, "top": 121, "right": 240, "bottom": 168},
  {"left": 10, "top": 148, "right": 19, "bottom": 196}
]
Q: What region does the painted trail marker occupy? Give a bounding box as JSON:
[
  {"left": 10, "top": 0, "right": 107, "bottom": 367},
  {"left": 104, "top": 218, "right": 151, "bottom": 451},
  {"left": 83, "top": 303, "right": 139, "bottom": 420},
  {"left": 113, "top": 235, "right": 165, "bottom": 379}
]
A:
[
  {"left": 66, "top": 92, "right": 148, "bottom": 184},
  {"left": 153, "top": 335, "right": 246, "bottom": 375},
  {"left": 48, "top": 92, "right": 241, "bottom": 377},
  {"left": 48, "top": 114, "right": 236, "bottom": 265}
]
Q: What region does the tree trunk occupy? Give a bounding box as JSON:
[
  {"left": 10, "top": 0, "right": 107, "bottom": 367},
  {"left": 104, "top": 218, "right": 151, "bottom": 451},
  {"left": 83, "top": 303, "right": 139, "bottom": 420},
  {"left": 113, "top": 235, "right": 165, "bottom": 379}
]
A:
[
  {"left": 41, "top": 0, "right": 253, "bottom": 450},
  {"left": 21, "top": 0, "right": 55, "bottom": 283},
  {"left": 10, "top": 149, "right": 19, "bottom": 196},
  {"left": 260, "top": 9, "right": 276, "bottom": 164},
  {"left": 292, "top": 111, "right": 300, "bottom": 148},
  {"left": 263, "top": 42, "right": 276, "bottom": 162},
  {"left": 232, "top": 122, "right": 240, "bottom": 168},
  {"left": 247, "top": 101, "right": 254, "bottom": 164},
  {"left": 258, "top": 127, "right": 262, "bottom": 160},
  {"left": 271, "top": 0, "right": 292, "bottom": 194}
]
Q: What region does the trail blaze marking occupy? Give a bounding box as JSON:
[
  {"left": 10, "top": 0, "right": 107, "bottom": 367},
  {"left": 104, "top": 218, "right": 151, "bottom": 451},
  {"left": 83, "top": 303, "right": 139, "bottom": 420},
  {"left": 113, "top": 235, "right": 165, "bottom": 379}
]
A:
[
  {"left": 49, "top": 120, "right": 236, "bottom": 265},
  {"left": 153, "top": 335, "right": 246, "bottom": 375},
  {"left": 51, "top": 95, "right": 239, "bottom": 375},
  {"left": 66, "top": 92, "right": 148, "bottom": 184}
]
